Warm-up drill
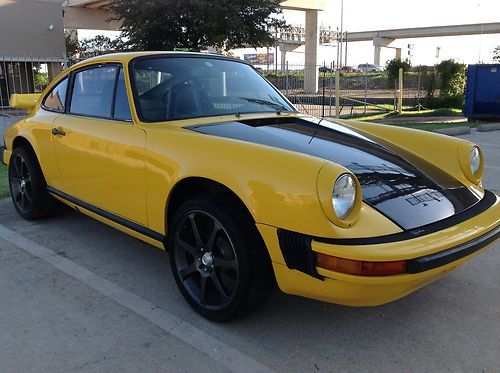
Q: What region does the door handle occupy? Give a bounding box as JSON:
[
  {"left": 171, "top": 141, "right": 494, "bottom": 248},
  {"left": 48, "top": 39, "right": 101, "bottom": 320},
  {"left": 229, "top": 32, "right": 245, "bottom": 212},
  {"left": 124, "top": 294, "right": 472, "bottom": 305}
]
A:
[{"left": 51, "top": 128, "right": 66, "bottom": 136}]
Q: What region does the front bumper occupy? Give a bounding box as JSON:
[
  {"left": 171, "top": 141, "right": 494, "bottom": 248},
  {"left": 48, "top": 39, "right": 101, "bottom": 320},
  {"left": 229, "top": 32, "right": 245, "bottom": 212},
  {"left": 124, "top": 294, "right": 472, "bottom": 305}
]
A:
[{"left": 257, "top": 191, "right": 500, "bottom": 306}]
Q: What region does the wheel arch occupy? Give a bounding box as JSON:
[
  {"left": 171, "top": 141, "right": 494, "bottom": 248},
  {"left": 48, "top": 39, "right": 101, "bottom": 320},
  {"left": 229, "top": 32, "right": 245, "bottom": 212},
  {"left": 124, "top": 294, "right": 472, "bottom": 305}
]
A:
[
  {"left": 165, "top": 176, "right": 255, "bottom": 233},
  {"left": 12, "top": 135, "right": 36, "bottom": 153}
]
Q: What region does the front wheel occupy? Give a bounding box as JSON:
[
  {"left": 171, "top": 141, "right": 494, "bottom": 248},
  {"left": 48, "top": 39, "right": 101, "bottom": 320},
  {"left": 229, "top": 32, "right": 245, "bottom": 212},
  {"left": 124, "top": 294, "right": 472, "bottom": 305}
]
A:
[{"left": 168, "top": 196, "right": 275, "bottom": 321}]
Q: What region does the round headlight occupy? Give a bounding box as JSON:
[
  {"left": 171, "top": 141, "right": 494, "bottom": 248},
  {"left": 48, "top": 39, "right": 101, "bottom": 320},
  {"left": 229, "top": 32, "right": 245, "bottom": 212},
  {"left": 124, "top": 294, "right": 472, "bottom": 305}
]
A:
[
  {"left": 332, "top": 174, "right": 356, "bottom": 221},
  {"left": 470, "top": 146, "right": 481, "bottom": 177}
]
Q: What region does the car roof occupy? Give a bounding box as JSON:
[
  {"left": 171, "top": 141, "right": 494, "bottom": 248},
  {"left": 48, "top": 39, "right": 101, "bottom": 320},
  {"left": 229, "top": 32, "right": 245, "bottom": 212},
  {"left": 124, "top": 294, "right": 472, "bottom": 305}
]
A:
[{"left": 70, "top": 51, "right": 249, "bottom": 70}]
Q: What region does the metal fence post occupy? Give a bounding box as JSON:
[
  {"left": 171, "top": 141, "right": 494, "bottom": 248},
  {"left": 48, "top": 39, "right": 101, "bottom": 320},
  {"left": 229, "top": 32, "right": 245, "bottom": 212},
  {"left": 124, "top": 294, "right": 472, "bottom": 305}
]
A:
[
  {"left": 398, "top": 67, "right": 403, "bottom": 114},
  {"left": 322, "top": 62, "right": 326, "bottom": 117},
  {"left": 285, "top": 61, "right": 289, "bottom": 98},
  {"left": 335, "top": 69, "right": 340, "bottom": 118},
  {"left": 364, "top": 69, "right": 368, "bottom": 114},
  {"left": 417, "top": 69, "right": 421, "bottom": 111},
  {"left": 329, "top": 61, "right": 333, "bottom": 116}
]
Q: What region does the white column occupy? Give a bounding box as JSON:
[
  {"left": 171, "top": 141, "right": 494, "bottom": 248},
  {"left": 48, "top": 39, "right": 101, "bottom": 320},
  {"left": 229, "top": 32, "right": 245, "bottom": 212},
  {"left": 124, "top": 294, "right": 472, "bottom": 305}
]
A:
[
  {"left": 395, "top": 48, "right": 402, "bottom": 60},
  {"left": 374, "top": 46, "right": 382, "bottom": 65},
  {"left": 304, "top": 10, "right": 319, "bottom": 93},
  {"left": 280, "top": 44, "right": 287, "bottom": 71}
]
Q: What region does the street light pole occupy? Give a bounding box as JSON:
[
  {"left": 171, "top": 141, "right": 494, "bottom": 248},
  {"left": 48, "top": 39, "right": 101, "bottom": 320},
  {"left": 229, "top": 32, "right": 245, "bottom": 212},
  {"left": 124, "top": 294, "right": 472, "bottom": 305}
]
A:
[{"left": 339, "top": 0, "right": 344, "bottom": 68}]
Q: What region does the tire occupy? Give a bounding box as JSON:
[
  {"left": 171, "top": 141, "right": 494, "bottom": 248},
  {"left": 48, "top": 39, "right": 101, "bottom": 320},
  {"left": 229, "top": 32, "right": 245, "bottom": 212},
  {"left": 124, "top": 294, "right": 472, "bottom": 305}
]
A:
[
  {"left": 168, "top": 195, "right": 275, "bottom": 322},
  {"left": 8, "top": 146, "right": 57, "bottom": 220}
]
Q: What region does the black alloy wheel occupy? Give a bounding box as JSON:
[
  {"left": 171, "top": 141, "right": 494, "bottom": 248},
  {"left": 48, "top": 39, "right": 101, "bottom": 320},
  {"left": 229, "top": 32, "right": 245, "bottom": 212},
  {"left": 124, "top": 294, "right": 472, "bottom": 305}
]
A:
[
  {"left": 9, "top": 151, "right": 33, "bottom": 215},
  {"left": 173, "top": 211, "right": 239, "bottom": 311},
  {"left": 8, "top": 146, "right": 56, "bottom": 220},
  {"left": 168, "top": 196, "right": 275, "bottom": 321}
]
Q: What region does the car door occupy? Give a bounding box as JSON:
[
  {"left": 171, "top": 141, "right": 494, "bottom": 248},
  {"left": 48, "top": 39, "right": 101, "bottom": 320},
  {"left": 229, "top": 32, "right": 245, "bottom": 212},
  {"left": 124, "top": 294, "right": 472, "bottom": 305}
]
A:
[{"left": 51, "top": 64, "right": 148, "bottom": 225}]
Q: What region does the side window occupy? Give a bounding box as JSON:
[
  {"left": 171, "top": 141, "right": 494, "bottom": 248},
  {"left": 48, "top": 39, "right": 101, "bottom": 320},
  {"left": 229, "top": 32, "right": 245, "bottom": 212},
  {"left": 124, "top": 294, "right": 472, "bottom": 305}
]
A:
[
  {"left": 70, "top": 65, "right": 117, "bottom": 118},
  {"left": 43, "top": 78, "right": 68, "bottom": 112},
  {"left": 113, "top": 69, "right": 132, "bottom": 121}
]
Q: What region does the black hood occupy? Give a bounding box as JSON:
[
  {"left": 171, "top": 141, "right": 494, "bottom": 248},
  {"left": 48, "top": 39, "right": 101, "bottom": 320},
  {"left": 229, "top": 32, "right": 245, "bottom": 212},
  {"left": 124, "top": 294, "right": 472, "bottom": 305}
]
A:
[{"left": 189, "top": 117, "right": 480, "bottom": 230}]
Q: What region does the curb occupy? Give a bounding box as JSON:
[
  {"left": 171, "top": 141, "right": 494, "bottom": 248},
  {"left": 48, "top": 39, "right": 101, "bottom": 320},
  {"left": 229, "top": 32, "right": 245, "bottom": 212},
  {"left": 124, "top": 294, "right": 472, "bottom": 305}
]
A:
[
  {"left": 477, "top": 123, "right": 500, "bottom": 132},
  {"left": 433, "top": 126, "right": 471, "bottom": 136}
]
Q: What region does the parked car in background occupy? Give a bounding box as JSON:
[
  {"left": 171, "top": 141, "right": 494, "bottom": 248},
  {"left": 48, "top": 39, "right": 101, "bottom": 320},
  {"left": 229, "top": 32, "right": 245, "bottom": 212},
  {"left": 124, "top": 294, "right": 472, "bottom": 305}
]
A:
[
  {"left": 318, "top": 66, "right": 333, "bottom": 73},
  {"left": 340, "top": 66, "right": 359, "bottom": 73},
  {"left": 2, "top": 52, "right": 499, "bottom": 321},
  {"left": 358, "top": 63, "right": 384, "bottom": 72}
]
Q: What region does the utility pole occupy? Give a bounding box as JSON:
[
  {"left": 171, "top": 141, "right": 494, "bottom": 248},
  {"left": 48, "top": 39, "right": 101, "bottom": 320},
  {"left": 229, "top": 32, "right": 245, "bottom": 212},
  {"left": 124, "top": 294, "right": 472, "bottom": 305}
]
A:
[
  {"left": 339, "top": 0, "right": 344, "bottom": 68},
  {"left": 344, "top": 31, "right": 348, "bottom": 68}
]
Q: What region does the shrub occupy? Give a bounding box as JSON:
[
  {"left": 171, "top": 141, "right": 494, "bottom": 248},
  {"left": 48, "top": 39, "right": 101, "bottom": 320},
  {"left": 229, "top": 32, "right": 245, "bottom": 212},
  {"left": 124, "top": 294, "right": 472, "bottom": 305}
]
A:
[
  {"left": 386, "top": 58, "right": 411, "bottom": 89},
  {"left": 421, "top": 94, "right": 464, "bottom": 109},
  {"left": 425, "top": 71, "right": 437, "bottom": 97},
  {"left": 436, "top": 59, "right": 466, "bottom": 96}
]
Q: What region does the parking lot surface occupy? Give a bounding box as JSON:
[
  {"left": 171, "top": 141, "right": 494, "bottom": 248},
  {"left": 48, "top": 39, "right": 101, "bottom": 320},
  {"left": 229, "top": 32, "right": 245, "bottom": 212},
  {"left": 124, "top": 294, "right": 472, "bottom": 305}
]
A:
[{"left": 1, "top": 129, "right": 499, "bottom": 372}]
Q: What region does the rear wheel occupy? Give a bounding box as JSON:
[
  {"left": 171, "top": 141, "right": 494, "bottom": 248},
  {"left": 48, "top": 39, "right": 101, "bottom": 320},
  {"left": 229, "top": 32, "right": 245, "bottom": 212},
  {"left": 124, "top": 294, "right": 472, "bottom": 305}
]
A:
[
  {"left": 8, "top": 146, "right": 57, "bottom": 220},
  {"left": 168, "top": 195, "right": 275, "bottom": 321}
]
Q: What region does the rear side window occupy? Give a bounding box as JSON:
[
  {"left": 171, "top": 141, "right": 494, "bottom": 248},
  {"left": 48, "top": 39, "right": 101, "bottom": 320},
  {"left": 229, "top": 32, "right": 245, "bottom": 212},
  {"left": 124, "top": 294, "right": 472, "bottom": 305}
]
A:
[
  {"left": 70, "top": 65, "right": 117, "bottom": 118},
  {"left": 43, "top": 78, "right": 68, "bottom": 112}
]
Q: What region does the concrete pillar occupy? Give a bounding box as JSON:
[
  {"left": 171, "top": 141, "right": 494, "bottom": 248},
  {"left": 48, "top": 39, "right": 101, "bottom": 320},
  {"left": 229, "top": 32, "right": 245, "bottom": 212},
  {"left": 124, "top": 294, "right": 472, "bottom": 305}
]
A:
[
  {"left": 280, "top": 44, "right": 287, "bottom": 71},
  {"left": 374, "top": 46, "right": 381, "bottom": 65},
  {"left": 395, "top": 48, "right": 402, "bottom": 60},
  {"left": 48, "top": 62, "right": 63, "bottom": 82},
  {"left": 304, "top": 9, "right": 319, "bottom": 93}
]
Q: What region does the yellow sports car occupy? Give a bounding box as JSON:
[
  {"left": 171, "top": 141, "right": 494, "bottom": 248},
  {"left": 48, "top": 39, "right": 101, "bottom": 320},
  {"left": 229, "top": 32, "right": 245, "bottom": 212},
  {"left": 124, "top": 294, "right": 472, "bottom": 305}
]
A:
[{"left": 1, "top": 52, "right": 499, "bottom": 321}]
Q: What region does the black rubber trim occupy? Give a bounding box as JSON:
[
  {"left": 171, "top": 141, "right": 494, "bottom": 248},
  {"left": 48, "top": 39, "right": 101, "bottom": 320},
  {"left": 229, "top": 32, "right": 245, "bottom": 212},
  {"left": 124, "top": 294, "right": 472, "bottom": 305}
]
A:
[
  {"left": 407, "top": 226, "right": 499, "bottom": 273},
  {"left": 0, "top": 146, "right": 5, "bottom": 165},
  {"left": 277, "top": 229, "right": 322, "bottom": 280},
  {"left": 315, "top": 190, "right": 497, "bottom": 246},
  {"left": 47, "top": 186, "right": 165, "bottom": 243}
]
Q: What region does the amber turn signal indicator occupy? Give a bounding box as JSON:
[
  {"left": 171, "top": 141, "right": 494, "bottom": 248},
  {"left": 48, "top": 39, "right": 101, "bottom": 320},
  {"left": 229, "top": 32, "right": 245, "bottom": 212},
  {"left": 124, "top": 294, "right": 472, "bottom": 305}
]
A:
[{"left": 316, "top": 253, "right": 408, "bottom": 276}]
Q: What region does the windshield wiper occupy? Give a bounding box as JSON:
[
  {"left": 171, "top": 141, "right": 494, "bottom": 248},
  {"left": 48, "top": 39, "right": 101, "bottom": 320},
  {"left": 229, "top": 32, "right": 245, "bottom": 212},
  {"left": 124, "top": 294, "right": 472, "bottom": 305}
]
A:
[{"left": 238, "top": 97, "right": 290, "bottom": 114}]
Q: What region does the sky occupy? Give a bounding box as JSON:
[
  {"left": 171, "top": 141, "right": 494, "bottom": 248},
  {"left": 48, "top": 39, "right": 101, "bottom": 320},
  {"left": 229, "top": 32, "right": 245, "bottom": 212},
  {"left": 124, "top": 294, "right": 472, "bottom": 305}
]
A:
[
  {"left": 80, "top": 0, "right": 500, "bottom": 67},
  {"left": 281, "top": 0, "right": 500, "bottom": 66}
]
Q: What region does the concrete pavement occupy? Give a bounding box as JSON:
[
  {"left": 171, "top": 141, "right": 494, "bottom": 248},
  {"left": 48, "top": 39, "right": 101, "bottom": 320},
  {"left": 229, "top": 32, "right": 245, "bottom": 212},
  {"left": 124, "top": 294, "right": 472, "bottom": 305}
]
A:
[{"left": 0, "top": 130, "right": 499, "bottom": 372}]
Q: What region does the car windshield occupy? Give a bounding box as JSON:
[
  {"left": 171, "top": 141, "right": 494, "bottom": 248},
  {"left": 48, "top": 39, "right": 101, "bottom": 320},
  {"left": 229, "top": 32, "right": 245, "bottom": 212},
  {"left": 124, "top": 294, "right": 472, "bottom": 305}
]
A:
[{"left": 131, "top": 56, "right": 296, "bottom": 122}]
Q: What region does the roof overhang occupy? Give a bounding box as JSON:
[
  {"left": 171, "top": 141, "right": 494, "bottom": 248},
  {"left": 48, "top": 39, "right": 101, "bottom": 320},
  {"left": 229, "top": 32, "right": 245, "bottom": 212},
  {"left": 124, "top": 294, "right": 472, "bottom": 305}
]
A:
[
  {"left": 65, "top": 0, "right": 112, "bottom": 9},
  {"left": 67, "top": 0, "right": 325, "bottom": 11},
  {"left": 280, "top": 0, "right": 325, "bottom": 11}
]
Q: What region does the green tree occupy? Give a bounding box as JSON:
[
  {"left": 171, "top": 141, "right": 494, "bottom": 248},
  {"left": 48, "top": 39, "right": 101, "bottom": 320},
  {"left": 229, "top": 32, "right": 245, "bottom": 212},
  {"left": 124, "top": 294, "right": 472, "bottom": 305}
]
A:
[
  {"left": 79, "top": 35, "right": 127, "bottom": 57},
  {"left": 65, "top": 31, "right": 80, "bottom": 59},
  {"left": 493, "top": 46, "right": 500, "bottom": 62},
  {"left": 436, "top": 59, "right": 466, "bottom": 96},
  {"left": 109, "top": 0, "right": 286, "bottom": 51},
  {"left": 385, "top": 58, "right": 411, "bottom": 89}
]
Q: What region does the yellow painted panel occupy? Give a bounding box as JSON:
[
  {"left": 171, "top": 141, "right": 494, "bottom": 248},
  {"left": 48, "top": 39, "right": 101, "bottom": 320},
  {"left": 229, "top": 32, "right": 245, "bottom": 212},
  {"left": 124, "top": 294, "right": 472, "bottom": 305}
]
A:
[{"left": 9, "top": 94, "right": 40, "bottom": 111}]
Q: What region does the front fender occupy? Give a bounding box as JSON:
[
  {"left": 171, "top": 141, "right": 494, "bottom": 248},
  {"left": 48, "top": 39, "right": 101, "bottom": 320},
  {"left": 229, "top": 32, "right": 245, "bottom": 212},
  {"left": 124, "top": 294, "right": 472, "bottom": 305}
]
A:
[
  {"left": 338, "top": 119, "right": 483, "bottom": 194},
  {"left": 144, "top": 125, "right": 401, "bottom": 240}
]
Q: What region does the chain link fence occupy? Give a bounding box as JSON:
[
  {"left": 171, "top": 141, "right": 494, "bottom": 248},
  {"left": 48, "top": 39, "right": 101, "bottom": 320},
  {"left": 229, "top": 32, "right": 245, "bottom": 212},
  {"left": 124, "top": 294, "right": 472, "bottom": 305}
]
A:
[
  {"left": 1, "top": 56, "right": 437, "bottom": 138},
  {"left": 262, "top": 62, "right": 431, "bottom": 118}
]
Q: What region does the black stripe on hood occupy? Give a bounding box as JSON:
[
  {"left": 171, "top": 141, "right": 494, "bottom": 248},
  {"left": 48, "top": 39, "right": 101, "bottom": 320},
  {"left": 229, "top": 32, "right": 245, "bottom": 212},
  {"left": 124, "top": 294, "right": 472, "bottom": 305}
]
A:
[{"left": 189, "top": 117, "right": 480, "bottom": 230}]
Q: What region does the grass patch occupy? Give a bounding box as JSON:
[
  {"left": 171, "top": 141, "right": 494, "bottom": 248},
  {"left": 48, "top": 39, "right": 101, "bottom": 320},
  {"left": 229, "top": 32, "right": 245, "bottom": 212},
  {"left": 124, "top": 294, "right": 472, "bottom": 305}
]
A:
[
  {"left": 385, "top": 108, "right": 462, "bottom": 118},
  {"left": 385, "top": 121, "right": 477, "bottom": 132},
  {"left": 340, "top": 108, "right": 463, "bottom": 122},
  {"left": 0, "top": 164, "right": 9, "bottom": 198}
]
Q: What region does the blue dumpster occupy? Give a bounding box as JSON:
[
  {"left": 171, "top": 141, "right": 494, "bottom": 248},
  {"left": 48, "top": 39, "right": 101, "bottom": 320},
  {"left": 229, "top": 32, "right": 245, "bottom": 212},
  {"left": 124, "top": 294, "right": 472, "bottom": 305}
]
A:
[{"left": 464, "top": 64, "right": 500, "bottom": 120}]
